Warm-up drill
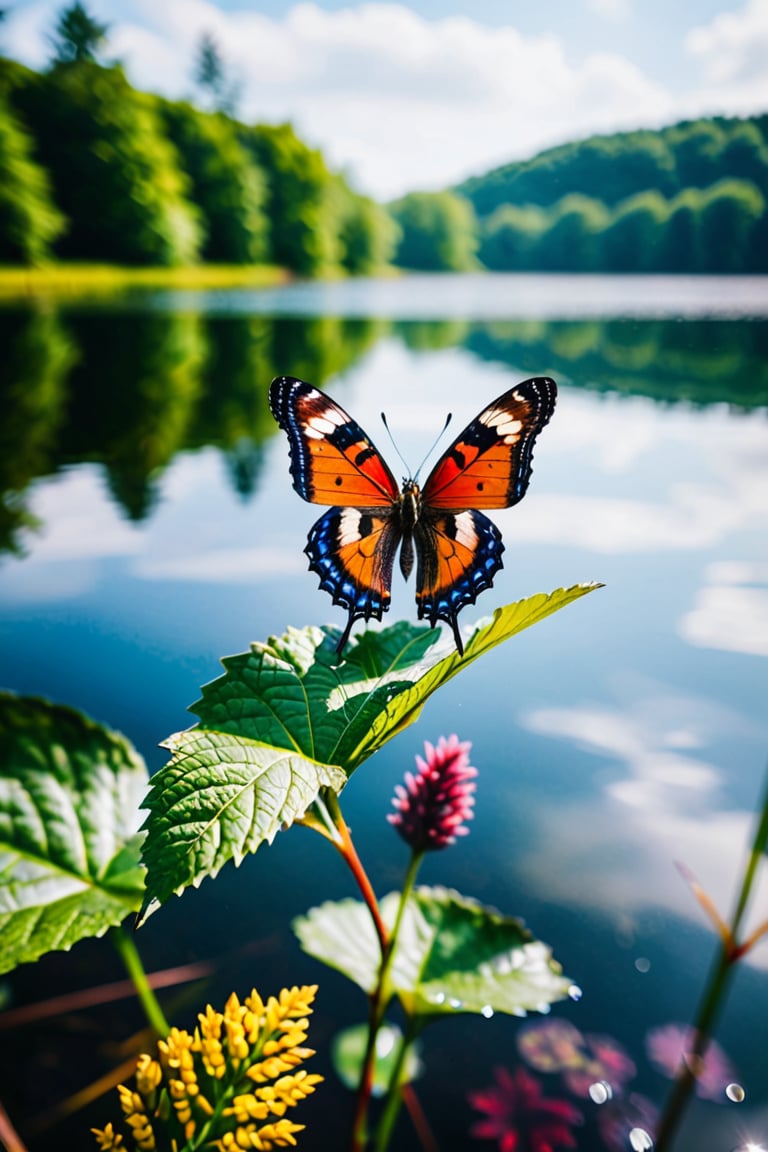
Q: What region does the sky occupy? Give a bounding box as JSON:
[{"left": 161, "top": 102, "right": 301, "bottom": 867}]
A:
[{"left": 4, "top": 0, "right": 768, "bottom": 199}]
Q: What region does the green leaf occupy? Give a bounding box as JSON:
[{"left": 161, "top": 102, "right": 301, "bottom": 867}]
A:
[
  {"left": 191, "top": 585, "right": 601, "bottom": 775},
  {"left": 141, "top": 585, "right": 599, "bottom": 919},
  {"left": 332, "top": 1022, "right": 422, "bottom": 1094},
  {"left": 138, "top": 732, "right": 346, "bottom": 923},
  {"left": 293, "top": 886, "right": 572, "bottom": 1019},
  {"left": 0, "top": 693, "right": 147, "bottom": 974}
]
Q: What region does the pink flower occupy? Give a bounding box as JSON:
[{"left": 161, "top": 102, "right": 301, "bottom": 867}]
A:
[
  {"left": 563, "top": 1033, "right": 637, "bottom": 1097},
  {"left": 645, "top": 1023, "right": 737, "bottom": 1101},
  {"left": 388, "top": 735, "right": 476, "bottom": 852},
  {"left": 469, "top": 1065, "right": 583, "bottom": 1152}
]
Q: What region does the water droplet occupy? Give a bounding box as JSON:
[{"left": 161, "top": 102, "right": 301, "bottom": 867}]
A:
[
  {"left": 635, "top": 956, "right": 651, "bottom": 973},
  {"left": 629, "top": 1128, "right": 654, "bottom": 1151},
  {"left": 448, "top": 997, "right": 463, "bottom": 1009},
  {"left": 589, "top": 1080, "right": 613, "bottom": 1104},
  {"left": 726, "top": 1083, "right": 745, "bottom": 1103},
  {"left": 568, "top": 984, "right": 583, "bottom": 1002},
  {"left": 481, "top": 1004, "right": 494, "bottom": 1019},
  {"left": 432, "top": 992, "right": 446, "bottom": 1005}
]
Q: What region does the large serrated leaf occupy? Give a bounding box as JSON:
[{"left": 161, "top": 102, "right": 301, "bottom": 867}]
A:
[
  {"left": 138, "top": 732, "right": 346, "bottom": 922},
  {"left": 0, "top": 692, "right": 147, "bottom": 974},
  {"left": 142, "top": 585, "right": 599, "bottom": 921},
  {"left": 293, "top": 886, "right": 572, "bottom": 1018},
  {"left": 192, "top": 585, "right": 601, "bottom": 775}
]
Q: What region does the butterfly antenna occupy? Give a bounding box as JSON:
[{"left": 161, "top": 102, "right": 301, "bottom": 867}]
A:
[{"left": 380, "top": 410, "right": 453, "bottom": 480}]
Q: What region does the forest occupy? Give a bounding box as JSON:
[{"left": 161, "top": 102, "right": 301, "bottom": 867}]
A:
[{"left": 0, "top": 2, "right": 766, "bottom": 274}]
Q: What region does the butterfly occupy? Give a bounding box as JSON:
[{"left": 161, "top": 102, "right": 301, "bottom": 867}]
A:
[{"left": 269, "top": 374, "right": 557, "bottom": 658}]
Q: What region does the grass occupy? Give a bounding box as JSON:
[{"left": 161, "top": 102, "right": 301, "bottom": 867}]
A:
[{"left": 0, "top": 262, "right": 291, "bottom": 299}]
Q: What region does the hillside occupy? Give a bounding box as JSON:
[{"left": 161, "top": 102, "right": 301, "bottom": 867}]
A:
[
  {"left": 456, "top": 115, "right": 768, "bottom": 216},
  {"left": 444, "top": 115, "right": 768, "bottom": 274}
]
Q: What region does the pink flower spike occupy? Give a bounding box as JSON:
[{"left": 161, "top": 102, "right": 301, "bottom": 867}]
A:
[
  {"left": 388, "top": 735, "right": 477, "bottom": 853},
  {"left": 645, "top": 1022, "right": 737, "bottom": 1100}
]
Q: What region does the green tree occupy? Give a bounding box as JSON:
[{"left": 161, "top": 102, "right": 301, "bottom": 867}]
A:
[
  {"left": 698, "top": 179, "right": 765, "bottom": 272},
  {"left": 0, "top": 87, "right": 66, "bottom": 262},
  {"left": 194, "top": 31, "right": 239, "bottom": 116},
  {"left": 478, "top": 204, "right": 548, "bottom": 270},
  {"left": 535, "top": 194, "right": 610, "bottom": 271},
  {"left": 601, "top": 190, "right": 671, "bottom": 271},
  {"left": 161, "top": 99, "right": 267, "bottom": 263},
  {"left": 390, "top": 190, "right": 479, "bottom": 271},
  {"left": 50, "top": 1, "right": 108, "bottom": 64},
  {"left": 241, "top": 122, "right": 341, "bottom": 274},
  {"left": 13, "top": 62, "right": 202, "bottom": 264},
  {"left": 659, "top": 188, "right": 703, "bottom": 272},
  {"left": 332, "top": 180, "right": 400, "bottom": 274}
]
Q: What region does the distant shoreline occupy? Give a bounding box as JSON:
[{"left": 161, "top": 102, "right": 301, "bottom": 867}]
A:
[{"left": 0, "top": 263, "right": 291, "bottom": 300}]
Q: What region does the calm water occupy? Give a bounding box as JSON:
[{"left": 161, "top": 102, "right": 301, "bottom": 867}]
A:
[{"left": 1, "top": 274, "right": 767, "bottom": 1151}]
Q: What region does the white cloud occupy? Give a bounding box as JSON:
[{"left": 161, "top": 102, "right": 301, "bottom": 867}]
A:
[
  {"left": 680, "top": 562, "right": 768, "bottom": 657},
  {"left": 510, "top": 397, "right": 768, "bottom": 554},
  {"left": 4, "top": 1, "right": 679, "bottom": 197},
  {"left": 516, "top": 689, "right": 768, "bottom": 959},
  {"left": 21, "top": 472, "right": 144, "bottom": 562},
  {"left": 685, "top": 0, "right": 768, "bottom": 113},
  {"left": 136, "top": 546, "right": 305, "bottom": 581},
  {"left": 5, "top": 1, "right": 768, "bottom": 197}
]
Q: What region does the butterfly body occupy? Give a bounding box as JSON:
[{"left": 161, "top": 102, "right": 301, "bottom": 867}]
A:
[{"left": 269, "top": 374, "right": 556, "bottom": 657}]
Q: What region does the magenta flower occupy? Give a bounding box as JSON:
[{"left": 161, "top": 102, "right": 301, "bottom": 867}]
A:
[
  {"left": 388, "top": 735, "right": 476, "bottom": 852},
  {"left": 469, "top": 1065, "right": 583, "bottom": 1152},
  {"left": 645, "top": 1023, "right": 737, "bottom": 1100},
  {"left": 563, "top": 1033, "right": 637, "bottom": 1097}
]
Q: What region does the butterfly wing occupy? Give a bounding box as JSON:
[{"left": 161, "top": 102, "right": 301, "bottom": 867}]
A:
[
  {"left": 422, "top": 377, "right": 557, "bottom": 510},
  {"left": 413, "top": 377, "right": 557, "bottom": 653},
  {"left": 413, "top": 509, "right": 504, "bottom": 656},
  {"left": 269, "top": 376, "right": 402, "bottom": 655},
  {"left": 269, "top": 376, "right": 399, "bottom": 506},
  {"left": 306, "top": 506, "right": 402, "bottom": 652}
]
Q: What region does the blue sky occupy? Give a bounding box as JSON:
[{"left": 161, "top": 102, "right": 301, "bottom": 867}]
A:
[{"left": 5, "top": 0, "right": 767, "bottom": 198}]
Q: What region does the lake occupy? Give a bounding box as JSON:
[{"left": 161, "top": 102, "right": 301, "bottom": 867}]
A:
[{"left": 1, "top": 273, "right": 767, "bottom": 1152}]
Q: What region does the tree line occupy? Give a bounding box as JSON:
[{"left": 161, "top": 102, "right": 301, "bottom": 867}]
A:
[
  {"left": 0, "top": 3, "right": 398, "bottom": 272},
  {"left": 0, "top": 2, "right": 766, "bottom": 274},
  {"left": 3, "top": 305, "right": 765, "bottom": 556},
  {"left": 392, "top": 116, "right": 768, "bottom": 273}
]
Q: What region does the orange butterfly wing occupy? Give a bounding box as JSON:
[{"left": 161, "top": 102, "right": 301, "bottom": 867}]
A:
[
  {"left": 414, "top": 377, "right": 557, "bottom": 653},
  {"left": 269, "top": 376, "right": 398, "bottom": 506},
  {"left": 422, "top": 378, "right": 557, "bottom": 510},
  {"left": 269, "top": 376, "right": 402, "bottom": 653}
]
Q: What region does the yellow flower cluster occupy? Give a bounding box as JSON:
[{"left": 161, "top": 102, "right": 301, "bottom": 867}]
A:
[{"left": 91, "top": 985, "right": 322, "bottom": 1152}]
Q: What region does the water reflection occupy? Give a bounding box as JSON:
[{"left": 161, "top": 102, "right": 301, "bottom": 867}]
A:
[
  {"left": 1, "top": 282, "right": 767, "bottom": 1150},
  {"left": 1, "top": 303, "right": 766, "bottom": 558}
]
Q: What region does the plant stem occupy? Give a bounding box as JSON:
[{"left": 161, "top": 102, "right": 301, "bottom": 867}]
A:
[
  {"left": 326, "top": 790, "right": 388, "bottom": 953},
  {"left": 373, "top": 1016, "right": 424, "bottom": 1152},
  {"left": 323, "top": 790, "right": 389, "bottom": 1151},
  {"left": 654, "top": 768, "right": 768, "bottom": 1151},
  {"left": 368, "top": 851, "right": 424, "bottom": 1152},
  {"left": 110, "top": 924, "right": 170, "bottom": 1037},
  {"left": 0, "top": 1097, "right": 29, "bottom": 1152}
]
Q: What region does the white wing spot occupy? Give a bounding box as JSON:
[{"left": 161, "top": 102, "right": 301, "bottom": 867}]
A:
[
  {"left": 338, "top": 508, "right": 364, "bottom": 546},
  {"left": 453, "top": 512, "right": 479, "bottom": 549},
  {"left": 484, "top": 410, "right": 523, "bottom": 441},
  {"left": 306, "top": 414, "right": 341, "bottom": 438}
]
